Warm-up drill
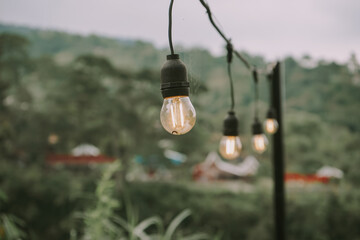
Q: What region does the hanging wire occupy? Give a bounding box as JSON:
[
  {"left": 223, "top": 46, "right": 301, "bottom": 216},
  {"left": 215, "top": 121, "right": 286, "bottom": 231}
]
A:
[
  {"left": 199, "top": 0, "right": 228, "bottom": 42},
  {"left": 198, "top": 0, "right": 253, "bottom": 71},
  {"left": 234, "top": 50, "right": 252, "bottom": 70},
  {"left": 198, "top": 0, "right": 277, "bottom": 123},
  {"left": 212, "top": 12, "right": 226, "bottom": 36},
  {"left": 168, "top": 0, "right": 175, "bottom": 55},
  {"left": 203, "top": 0, "right": 228, "bottom": 37},
  {"left": 267, "top": 73, "right": 273, "bottom": 108},
  {"left": 252, "top": 69, "right": 259, "bottom": 120},
  {"left": 226, "top": 43, "right": 235, "bottom": 111}
]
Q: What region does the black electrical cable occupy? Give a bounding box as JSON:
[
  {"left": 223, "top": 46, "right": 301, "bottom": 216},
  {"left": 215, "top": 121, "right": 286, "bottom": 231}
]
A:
[
  {"left": 198, "top": 0, "right": 272, "bottom": 122},
  {"left": 198, "top": 0, "right": 253, "bottom": 71},
  {"left": 252, "top": 69, "right": 259, "bottom": 120},
  {"left": 199, "top": 0, "right": 228, "bottom": 42},
  {"left": 226, "top": 43, "right": 235, "bottom": 111},
  {"left": 168, "top": 0, "right": 175, "bottom": 55},
  {"left": 228, "top": 63, "right": 235, "bottom": 111},
  {"left": 234, "top": 50, "right": 252, "bottom": 70},
  {"left": 267, "top": 73, "right": 273, "bottom": 108}
]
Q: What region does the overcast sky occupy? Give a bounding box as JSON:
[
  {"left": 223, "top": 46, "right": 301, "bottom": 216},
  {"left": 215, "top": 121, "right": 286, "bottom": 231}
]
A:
[{"left": 0, "top": 0, "right": 359, "bottom": 62}]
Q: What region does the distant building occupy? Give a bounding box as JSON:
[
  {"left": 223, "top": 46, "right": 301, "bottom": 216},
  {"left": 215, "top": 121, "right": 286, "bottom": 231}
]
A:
[
  {"left": 192, "top": 152, "right": 259, "bottom": 181},
  {"left": 316, "top": 166, "right": 343, "bottom": 179},
  {"left": 46, "top": 143, "right": 115, "bottom": 165},
  {"left": 71, "top": 144, "right": 101, "bottom": 156},
  {"left": 285, "top": 165, "right": 343, "bottom": 184},
  {"left": 164, "top": 149, "right": 187, "bottom": 165}
]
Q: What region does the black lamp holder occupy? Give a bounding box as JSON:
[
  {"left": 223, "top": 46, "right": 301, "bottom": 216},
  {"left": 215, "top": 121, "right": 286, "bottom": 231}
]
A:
[
  {"left": 161, "top": 0, "right": 190, "bottom": 99},
  {"left": 252, "top": 117, "right": 264, "bottom": 135},
  {"left": 266, "top": 108, "right": 277, "bottom": 119},
  {"left": 160, "top": 54, "right": 189, "bottom": 98},
  {"left": 223, "top": 111, "right": 239, "bottom": 136}
]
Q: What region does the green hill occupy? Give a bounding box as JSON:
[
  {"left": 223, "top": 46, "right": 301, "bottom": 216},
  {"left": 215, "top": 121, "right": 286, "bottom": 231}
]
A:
[
  {"left": 1, "top": 23, "right": 360, "bottom": 240},
  {"left": 0, "top": 23, "right": 359, "bottom": 177}
]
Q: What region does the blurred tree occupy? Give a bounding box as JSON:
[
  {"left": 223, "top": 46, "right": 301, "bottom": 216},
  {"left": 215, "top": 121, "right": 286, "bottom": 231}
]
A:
[
  {"left": 0, "top": 33, "right": 30, "bottom": 160},
  {"left": 40, "top": 54, "right": 167, "bottom": 182}
]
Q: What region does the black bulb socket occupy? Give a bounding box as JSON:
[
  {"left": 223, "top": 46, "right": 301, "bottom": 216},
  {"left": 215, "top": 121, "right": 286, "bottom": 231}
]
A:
[
  {"left": 223, "top": 111, "right": 239, "bottom": 136},
  {"left": 252, "top": 118, "right": 264, "bottom": 135},
  {"left": 160, "top": 54, "right": 190, "bottom": 99},
  {"left": 266, "top": 108, "right": 277, "bottom": 119}
]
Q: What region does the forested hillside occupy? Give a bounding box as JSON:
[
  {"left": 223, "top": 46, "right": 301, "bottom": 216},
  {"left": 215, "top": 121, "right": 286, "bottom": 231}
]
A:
[
  {"left": 1, "top": 23, "right": 359, "bottom": 177},
  {"left": 1, "top": 23, "right": 360, "bottom": 239}
]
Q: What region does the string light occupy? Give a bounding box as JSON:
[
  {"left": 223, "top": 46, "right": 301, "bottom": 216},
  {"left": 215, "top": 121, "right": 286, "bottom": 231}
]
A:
[
  {"left": 159, "top": 0, "right": 277, "bottom": 154},
  {"left": 251, "top": 70, "right": 268, "bottom": 153},
  {"left": 160, "top": 0, "right": 196, "bottom": 135},
  {"left": 219, "top": 43, "right": 242, "bottom": 160},
  {"left": 198, "top": 0, "right": 271, "bottom": 154},
  {"left": 264, "top": 73, "right": 279, "bottom": 134}
]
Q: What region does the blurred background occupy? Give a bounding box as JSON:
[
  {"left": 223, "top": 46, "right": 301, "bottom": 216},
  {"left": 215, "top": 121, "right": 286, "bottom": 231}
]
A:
[{"left": 0, "top": 0, "right": 359, "bottom": 239}]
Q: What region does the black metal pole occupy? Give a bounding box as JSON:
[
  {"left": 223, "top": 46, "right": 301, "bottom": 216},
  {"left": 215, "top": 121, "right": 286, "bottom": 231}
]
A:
[{"left": 272, "top": 62, "right": 286, "bottom": 240}]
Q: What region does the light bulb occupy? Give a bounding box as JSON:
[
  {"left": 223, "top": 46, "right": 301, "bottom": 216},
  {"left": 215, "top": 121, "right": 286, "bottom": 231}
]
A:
[
  {"left": 219, "top": 136, "right": 242, "bottom": 160},
  {"left": 160, "top": 96, "right": 196, "bottom": 135},
  {"left": 252, "top": 134, "right": 268, "bottom": 154},
  {"left": 264, "top": 118, "right": 279, "bottom": 134}
]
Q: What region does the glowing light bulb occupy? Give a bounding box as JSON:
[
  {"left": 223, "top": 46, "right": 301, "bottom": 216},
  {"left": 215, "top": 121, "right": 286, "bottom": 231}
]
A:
[
  {"left": 252, "top": 134, "right": 268, "bottom": 154},
  {"left": 219, "top": 111, "right": 241, "bottom": 160},
  {"left": 219, "top": 136, "right": 242, "bottom": 160},
  {"left": 160, "top": 96, "right": 196, "bottom": 135},
  {"left": 264, "top": 118, "right": 279, "bottom": 134}
]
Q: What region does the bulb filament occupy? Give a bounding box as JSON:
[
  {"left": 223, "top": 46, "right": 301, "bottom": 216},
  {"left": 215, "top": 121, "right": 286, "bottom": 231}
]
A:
[
  {"left": 226, "top": 138, "right": 235, "bottom": 155},
  {"left": 169, "top": 98, "right": 185, "bottom": 132},
  {"left": 266, "top": 120, "right": 275, "bottom": 133},
  {"left": 253, "top": 135, "right": 266, "bottom": 152}
]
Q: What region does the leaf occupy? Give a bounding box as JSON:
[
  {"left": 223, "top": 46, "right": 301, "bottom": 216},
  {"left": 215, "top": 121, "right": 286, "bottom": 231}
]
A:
[
  {"left": 1, "top": 214, "right": 26, "bottom": 239},
  {"left": 133, "top": 216, "right": 163, "bottom": 240},
  {"left": 112, "top": 216, "right": 131, "bottom": 232},
  {"left": 164, "top": 209, "right": 192, "bottom": 240}
]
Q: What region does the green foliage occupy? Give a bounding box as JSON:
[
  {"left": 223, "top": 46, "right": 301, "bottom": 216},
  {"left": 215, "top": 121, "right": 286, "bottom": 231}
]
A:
[
  {"left": 0, "top": 214, "right": 26, "bottom": 240},
  {"left": 0, "top": 25, "right": 359, "bottom": 240},
  {"left": 0, "top": 160, "right": 98, "bottom": 240},
  {"left": 127, "top": 181, "right": 360, "bottom": 240},
  {"left": 126, "top": 181, "right": 271, "bottom": 240},
  {"left": 80, "top": 161, "right": 123, "bottom": 239},
  {"left": 78, "top": 161, "right": 209, "bottom": 240},
  {"left": 0, "top": 33, "right": 30, "bottom": 159},
  {"left": 0, "top": 190, "right": 26, "bottom": 240}
]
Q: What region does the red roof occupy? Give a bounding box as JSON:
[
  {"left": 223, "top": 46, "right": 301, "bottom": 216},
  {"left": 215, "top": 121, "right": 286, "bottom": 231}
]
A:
[
  {"left": 285, "top": 173, "right": 329, "bottom": 183},
  {"left": 46, "top": 154, "right": 115, "bottom": 165}
]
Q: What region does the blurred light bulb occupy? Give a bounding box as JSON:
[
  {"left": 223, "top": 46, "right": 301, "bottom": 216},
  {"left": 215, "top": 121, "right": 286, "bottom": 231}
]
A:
[
  {"left": 264, "top": 118, "right": 279, "bottom": 134},
  {"left": 219, "top": 136, "right": 242, "bottom": 160},
  {"left": 160, "top": 96, "right": 196, "bottom": 135},
  {"left": 252, "top": 134, "right": 268, "bottom": 154},
  {"left": 48, "top": 134, "right": 59, "bottom": 145}
]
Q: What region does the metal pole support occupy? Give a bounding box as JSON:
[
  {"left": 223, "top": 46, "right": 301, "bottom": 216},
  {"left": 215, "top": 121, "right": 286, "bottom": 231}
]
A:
[{"left": 272, "top": 62, "right": 286, "bottom": 240}]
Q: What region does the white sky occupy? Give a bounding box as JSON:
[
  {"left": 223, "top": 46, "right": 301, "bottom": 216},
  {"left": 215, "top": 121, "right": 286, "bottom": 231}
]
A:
[{"left": 0, "top": 0, "right": 359, "bottom": 62}]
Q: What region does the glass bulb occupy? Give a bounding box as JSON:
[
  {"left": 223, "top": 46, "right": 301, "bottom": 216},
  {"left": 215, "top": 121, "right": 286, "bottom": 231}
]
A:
[
  {"left": 264, "top": 118, "right": 279, "bottom": 134},
  {"left": 252, "top": 134, "right": 268, "bottom": 154},
  {"left": 219, "top": 136, "right": 242, "bottom": 160},
  {"left": 160, "top": 96, "right": 196, "bottom": 135}
]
